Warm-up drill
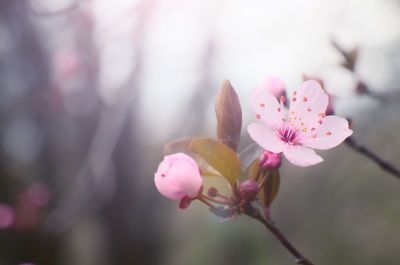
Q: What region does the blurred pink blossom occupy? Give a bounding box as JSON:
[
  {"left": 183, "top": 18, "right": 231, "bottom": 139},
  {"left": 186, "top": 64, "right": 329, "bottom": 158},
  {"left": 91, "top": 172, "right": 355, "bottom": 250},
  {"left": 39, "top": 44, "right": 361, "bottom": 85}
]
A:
[
  {"left": 259, "top": 77, "right": 286, "bottom": 100},
  {"left": 53, "top": 49, "right": 81, "bottom": 78},
  {"left": 19, "top": 183, "right": 51, "bottom": 210},
  {"left": 0, "top": 204, "right": 15, "bottom": 229},
  {"left": 248, "top": 80, "right": 353, "bottom": 167},
  {"left": 154, "top": 153, "right": 202, "bottom": 209}
]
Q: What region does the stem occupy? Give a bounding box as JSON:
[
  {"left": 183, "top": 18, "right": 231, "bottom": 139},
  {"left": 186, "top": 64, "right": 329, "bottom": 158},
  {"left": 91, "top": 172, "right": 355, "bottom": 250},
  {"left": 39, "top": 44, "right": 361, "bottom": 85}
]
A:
[
  {"left": 244, "top": 206, "right": 315, "bottom": 265},
  {"left": 201, "top": 194, "right": 230, "bottom": 205},
  {"left": 254, "top": 167, "right": 262, "bottom": 182},
  {"left": 197, "top": 196, "right": 217, "bottom": 209},
  {"left": 258, "top": 171, "right": 271, "bottom": 191},
  {"left": 345, "top": 137, "right": 400, "bottom": 179}
]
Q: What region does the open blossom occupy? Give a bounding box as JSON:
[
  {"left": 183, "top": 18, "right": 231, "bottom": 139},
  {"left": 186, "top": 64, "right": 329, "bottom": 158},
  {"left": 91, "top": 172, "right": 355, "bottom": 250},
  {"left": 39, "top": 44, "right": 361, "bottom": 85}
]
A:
[
  {"left": 154, "top": 153, "right": 202, "bottom": 208},
  {"left": 248, "top": 80, "right": 353, "bottom": 167},
  {"left": 259, "top": 77, "right": 286, "bottom": 100}
]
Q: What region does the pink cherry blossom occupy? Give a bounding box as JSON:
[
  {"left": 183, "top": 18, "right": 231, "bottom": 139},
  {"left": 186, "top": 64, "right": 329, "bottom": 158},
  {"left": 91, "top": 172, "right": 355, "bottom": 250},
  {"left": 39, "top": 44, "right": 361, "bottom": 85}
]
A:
[
  {"left": 248, "top": 80, "right": 353, "bottom": 167},
  {"left": 154, "top": 153, "right": 202, "bottom": 204},
  {"left": 258, "top": 77, "right": 286, "bottom": 100}
]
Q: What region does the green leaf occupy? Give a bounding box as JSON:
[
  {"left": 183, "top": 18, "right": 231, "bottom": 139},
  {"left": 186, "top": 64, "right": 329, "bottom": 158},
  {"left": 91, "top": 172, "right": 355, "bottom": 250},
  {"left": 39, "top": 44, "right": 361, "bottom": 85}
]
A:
[
  {"left": 189, "top": 137, "right": 241, "bottom": 185},
  {"left": 239, "top": 143, "right": 262, "bottom": 173},
  {"left": 214, "top": 80, "right": 242, "bottom": 151},
  {"left": 164, "top": 138, "right": 222, "bottom": 177},
  {"left": 258, "top": 169, "right": 280, "bottom": 206}
]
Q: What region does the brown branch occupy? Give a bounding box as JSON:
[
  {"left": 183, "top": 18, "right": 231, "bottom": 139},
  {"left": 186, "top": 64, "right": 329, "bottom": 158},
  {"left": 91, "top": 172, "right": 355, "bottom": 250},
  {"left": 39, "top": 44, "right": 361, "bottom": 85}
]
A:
[
  {"left": 244, "top": 206, "right": 316, "bottom": 265},
  {"left": 345, "top": 137, "right": 400, "bottom": 179}
]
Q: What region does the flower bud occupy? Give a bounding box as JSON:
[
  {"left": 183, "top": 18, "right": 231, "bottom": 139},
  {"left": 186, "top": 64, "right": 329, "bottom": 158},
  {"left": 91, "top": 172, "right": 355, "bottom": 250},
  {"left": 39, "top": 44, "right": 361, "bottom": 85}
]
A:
[
  {"left": 207, "top": 187, "right": 218, "bottom": 197},
  {"left": 239, "top": 180, "right": 259, "bottom": 200},
  {"left": 154, "top": 153, "right": 203, "bottom": 201},
  {"left": 260, "top": 77, "right": 286, "bottom": 100},
  {"left": 258, "top": 150, "right": 282, "bottom": 169}
]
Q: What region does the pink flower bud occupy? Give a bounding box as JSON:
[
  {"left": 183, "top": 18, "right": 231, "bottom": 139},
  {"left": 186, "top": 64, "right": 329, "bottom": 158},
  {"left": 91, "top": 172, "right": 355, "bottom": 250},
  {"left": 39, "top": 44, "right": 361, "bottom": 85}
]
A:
[
  {"left": 259, "top": 77, "right": 286, "bottom": 100},
  {"left": 207, "top": 187, "right": 218, "bottom": 197},
  {"left": 258, "top": 150, "right": 282, "bottom": 169},
  {"left": 239, "top": 180, "right": 259, "bottom": 200},
  {"left": 154, "top": 153, "right": 202, "bottom": 200}
]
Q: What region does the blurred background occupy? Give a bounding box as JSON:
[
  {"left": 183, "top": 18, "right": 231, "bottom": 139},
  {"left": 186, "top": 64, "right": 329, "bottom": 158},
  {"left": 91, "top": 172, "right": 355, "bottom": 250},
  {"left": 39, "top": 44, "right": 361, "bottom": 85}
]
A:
[{"left": 1, "top": 0, "right": 400, "bottom": 264}]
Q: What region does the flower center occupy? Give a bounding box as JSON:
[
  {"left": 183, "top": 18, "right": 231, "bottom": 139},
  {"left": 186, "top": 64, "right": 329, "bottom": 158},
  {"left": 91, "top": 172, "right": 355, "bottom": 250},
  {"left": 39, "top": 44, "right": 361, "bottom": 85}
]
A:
[{"left": 278, "top": 126, "right": 298, "bottom": 145}]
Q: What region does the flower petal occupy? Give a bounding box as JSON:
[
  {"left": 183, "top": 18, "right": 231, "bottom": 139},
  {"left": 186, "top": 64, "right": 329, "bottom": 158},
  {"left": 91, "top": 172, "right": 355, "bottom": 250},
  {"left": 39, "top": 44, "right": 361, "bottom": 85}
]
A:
[
  {"left": 288, "top": 80, "right": 328, "bottom": 130},
  {"left": 247, "top": 123, "right": 285, "bottom": 153},
  {"left": 250, "top": 86, "right": 284, "bottom": 129},
  {"left": 260, "top": 76, "right": 286, "bottom": 99},
  {"left": 301, "top": 116, "right": 353, "bottom": 150},
  {"left": 283, "top": 145, "right": 323, "bottom": 167}
]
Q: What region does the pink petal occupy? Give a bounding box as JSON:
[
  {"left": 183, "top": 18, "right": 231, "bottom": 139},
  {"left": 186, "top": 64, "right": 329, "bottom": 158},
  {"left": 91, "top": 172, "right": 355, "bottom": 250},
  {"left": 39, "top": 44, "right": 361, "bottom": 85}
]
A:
[
  {"left": 250, "top": 86, "right": 284, "bottom": 129},
  {"left": 288, "top": 80, "right": 328, "bottom": 130},
  {"left": 247, "top": 123, "right": 285, "bottom": 153},
  {"left": 260, "top": 76, "right": 286, "bottom": 99},
  {"left": 283, "top": 145, "right": 323, "bottom": 167},
  {"left": 154, "top": 154, "right": 202, "bottom": 200},
  {"left": 301, "top": 116, "right": 353, "bottom": 150}
]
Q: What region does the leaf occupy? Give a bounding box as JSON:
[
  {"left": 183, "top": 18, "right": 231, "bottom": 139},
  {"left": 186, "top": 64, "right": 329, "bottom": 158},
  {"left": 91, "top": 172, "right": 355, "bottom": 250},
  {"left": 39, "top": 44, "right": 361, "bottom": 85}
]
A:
[
  {"left": 258, "top": 169, "right": 280, "bottom": 207},
  {"left": 164, "top": 138, "right": 222, "bottom": 177},
  {"left": 239, "top": 143, "right": 262, "bottom": 173},
  {"left": 189, "top": 137, "right": 241, "bottom": 185},
  {"left": 214, "top": 80, "right": 242, "bottom": 151}
]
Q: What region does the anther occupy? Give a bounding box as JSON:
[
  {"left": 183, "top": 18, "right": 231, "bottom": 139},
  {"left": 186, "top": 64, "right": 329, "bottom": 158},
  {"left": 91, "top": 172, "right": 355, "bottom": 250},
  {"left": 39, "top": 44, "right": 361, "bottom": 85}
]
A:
[
  {"left": 307, "top": 107, "right": 312, "bottom": 112},
  {"left": 161, "top": 174, "right": 166, "bottom": 177},
  {"left": 256, "top": 114, "right": 261, "bottom": 119},
  {"left": 292, "top": 97, "right": 297, "bottom": 102},
  {"left": 260, "top": 103, "right": 265, "bottom": 107},
  {"left": 303, "top": 97, "right": 308, "bottom": 102},
  {"left": 277, "top": 107, "right": 281, "bottom": 112},
  {"left": 312, "top": 135, "right": 317, "bottom": 139},
  {"left": 311, "top": 127, "right": 315, "bottom": 131},
  {"left": 280, "top": 96, "right": 286, "bottom": 103},
  {"left": 326, "top": 131, "right": 332, "bottom": 135}
]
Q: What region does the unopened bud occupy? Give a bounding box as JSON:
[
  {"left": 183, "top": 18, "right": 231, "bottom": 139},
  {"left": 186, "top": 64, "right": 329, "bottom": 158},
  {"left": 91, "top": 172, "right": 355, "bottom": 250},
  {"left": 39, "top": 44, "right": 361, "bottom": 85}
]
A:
[
  {"left": 239, "top": 180, "right": 259, "bottom": 200},
  {"left": 258, "top": 151, "right": 282, "bottom": 169},
  {"left": 207, "top": 187, "right": 218, "bottom": 197}
]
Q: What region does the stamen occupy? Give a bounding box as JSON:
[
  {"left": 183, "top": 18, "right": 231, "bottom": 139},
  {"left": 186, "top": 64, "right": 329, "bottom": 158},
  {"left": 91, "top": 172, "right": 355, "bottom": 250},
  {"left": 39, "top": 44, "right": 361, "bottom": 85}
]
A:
[
  {"left": 256, "top": 114, "right": 261, "bottom": 119},
  {"left": 260, "top": 103, "right": 265, "bottom": 107},
  {"left": 292, "top": 97, "right": 297, "bottom": 102},
  {"left": 303, "top": 97, "right": 308, "bottom": 102},
  {"left": 277, "top": 107, "right": 281, "bottom": 112},
  {"left": 318, "top": 120, "right": 323, "bottom": 124},
  {"left": 280, "top": 96, "right": 286, "bottom": 103},
  {"left": 161, "top": 174, "right": 166, "bottom": 177},
  {"left": 318, "top": 113, "right": 326, "bottom": 118},
  {"left": 293, "top": 91, "right": 297, "bottom": 95},
  {"left": 326, "top": 131, "right": 332, "bottom": 135},
  {"left": 312, "top": 135, "right": 317, "bottom": 139},
  {"left": 311, "top": 127, "right": 315, "bottom": 131},
  {"left": 307, "top": 107, "right": 312, "bottom": 112}
]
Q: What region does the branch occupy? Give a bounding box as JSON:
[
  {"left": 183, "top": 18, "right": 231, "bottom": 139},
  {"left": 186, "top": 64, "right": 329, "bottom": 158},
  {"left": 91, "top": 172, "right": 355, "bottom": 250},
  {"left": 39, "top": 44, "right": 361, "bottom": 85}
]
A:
[
  {"left": 345, "top": 137, "right": 400, "bottom": 179},
  {"left": 244, "top": 205, "right": 315, "bottom": 265}
]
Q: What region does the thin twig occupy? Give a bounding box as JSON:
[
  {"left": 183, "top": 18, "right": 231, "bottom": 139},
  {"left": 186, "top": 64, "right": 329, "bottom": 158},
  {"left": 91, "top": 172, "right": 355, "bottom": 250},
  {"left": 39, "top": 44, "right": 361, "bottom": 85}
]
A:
[
  {"left": 244, "top": 206, "right": 316, "bottom": 265},
  {"left": 345, "top": 137, "right": 400, "bottom": 179}
]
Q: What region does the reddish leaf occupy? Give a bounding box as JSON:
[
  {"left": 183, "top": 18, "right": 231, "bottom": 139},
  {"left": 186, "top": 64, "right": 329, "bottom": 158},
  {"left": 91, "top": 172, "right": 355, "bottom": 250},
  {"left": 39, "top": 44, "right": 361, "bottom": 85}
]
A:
[
  {"left": 189, "top": 137, "right": 241, "bottom": 185},
  {"left": 214, "top": 80, "right": 242, "bottom": 151},
  {"left": 164, "top": 138, "right": 222, "bottom": 177}
]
